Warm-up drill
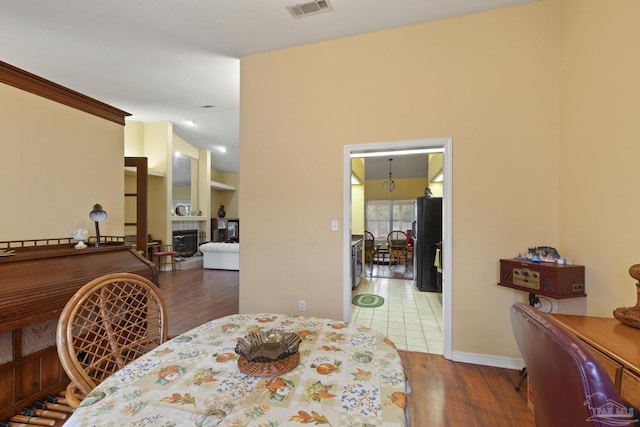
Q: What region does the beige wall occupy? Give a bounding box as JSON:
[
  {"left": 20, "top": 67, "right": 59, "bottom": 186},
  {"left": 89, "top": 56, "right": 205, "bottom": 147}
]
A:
[
  {"left": 350, "top": 158, "right": 365, "bottom": 236},
  {"left": 125, "top": 121, "right": 236, "bottom": 242},
  {"left": 124, "top": 121, "right": 172, "bottom": 244},
  {"left": 239, "top": 0, "right": 563, "bottom": 358},
  {"left": 211, "top": 172, "right": 239, "bottom": 219},
  {"left": 351, "top": 184, "right": 365, "bottom": 236},
  {"left": 173, "top": 133, "right": 199, "bottom": 159},
  {"left": 0, "top": 83, "right": 125, "bottom": 241},
  {"left": 557, "top": 0, "right": 640, "bottom": 315},
  {"left": 240, "top": 0, "right": 640, "bottom": 360},
  {"left": 124, "top": 121, "right": 216, "bottom": 243}
]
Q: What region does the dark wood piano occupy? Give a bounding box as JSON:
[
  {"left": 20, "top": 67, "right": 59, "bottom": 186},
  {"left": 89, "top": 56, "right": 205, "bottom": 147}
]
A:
[{"left": 0, "top": 243, "right": 157, "bottom": 422}]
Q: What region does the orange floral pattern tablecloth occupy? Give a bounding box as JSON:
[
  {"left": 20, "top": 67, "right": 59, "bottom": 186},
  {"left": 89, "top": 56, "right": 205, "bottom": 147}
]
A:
[{"left": 64, "top": 313, "right": 407, "bottom": 426}]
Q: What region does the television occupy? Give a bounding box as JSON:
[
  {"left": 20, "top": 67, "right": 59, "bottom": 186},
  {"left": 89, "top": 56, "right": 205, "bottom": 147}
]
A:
[{"left": 227, "top": 219, "right": 239, "bottom": 242}]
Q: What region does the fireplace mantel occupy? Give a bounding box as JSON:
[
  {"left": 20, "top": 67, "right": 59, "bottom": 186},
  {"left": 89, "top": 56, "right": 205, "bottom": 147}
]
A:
[{"left": 171, "top": 216, "right": 208, "bottom": 222}]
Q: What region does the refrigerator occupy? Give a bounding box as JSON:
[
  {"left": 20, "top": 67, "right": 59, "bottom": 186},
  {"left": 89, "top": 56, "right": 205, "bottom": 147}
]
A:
[{"left": 414, "top": 196, "right": 443, "bottom": 292}]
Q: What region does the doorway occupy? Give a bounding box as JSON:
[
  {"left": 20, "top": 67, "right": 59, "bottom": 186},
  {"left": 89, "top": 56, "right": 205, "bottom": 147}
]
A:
[{"left": 343, "top": 138, "right": 452, "bottom": 359}]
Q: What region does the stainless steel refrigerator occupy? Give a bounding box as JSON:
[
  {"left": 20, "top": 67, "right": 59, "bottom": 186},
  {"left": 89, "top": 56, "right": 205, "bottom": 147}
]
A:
[{"left": 414, "top": 196, "right": 443, "bottom": 292}]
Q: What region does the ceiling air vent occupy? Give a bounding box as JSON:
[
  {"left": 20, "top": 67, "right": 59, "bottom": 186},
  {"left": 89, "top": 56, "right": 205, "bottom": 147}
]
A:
[{"left": 287, "top": 0, "right": 333, "bottom": 18}]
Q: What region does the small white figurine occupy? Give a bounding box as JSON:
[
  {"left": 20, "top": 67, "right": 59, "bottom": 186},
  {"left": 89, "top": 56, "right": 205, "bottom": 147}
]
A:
[{"left": 73, "top": 228, "right": 89, "bottom": 249}]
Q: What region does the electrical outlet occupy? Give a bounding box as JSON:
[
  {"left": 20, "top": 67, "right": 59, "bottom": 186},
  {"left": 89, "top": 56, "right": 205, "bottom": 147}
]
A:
[{"left": 298, "top": 300, "right": 306, "bottom": 312}]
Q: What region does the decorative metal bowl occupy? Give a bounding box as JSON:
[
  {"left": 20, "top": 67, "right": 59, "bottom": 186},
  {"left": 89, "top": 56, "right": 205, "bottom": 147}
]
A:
[{"left": 234, "top": 330, "right": 301, "bottom": 362}]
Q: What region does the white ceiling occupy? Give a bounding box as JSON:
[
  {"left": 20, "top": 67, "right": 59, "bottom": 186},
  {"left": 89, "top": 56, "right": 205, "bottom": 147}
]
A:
[
  {"left": 0, "top": 0, "right": 531, "bottom": 174},
  {"left": 363, "top": 155, "right": 430, "bottom": 180}
]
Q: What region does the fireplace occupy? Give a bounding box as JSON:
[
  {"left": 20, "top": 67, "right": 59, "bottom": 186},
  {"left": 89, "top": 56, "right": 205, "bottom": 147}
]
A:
[{"left": 172, "top": 229, "right": 198, "bottom": 257}]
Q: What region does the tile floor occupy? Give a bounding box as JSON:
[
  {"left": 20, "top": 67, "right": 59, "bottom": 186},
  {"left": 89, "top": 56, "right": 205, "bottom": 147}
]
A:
[{"left": 351, "top": 277, "right": 444, "bottom": 354}]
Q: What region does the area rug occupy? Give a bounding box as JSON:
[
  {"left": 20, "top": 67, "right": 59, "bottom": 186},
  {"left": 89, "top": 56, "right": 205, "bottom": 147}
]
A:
[{"left": 352, "top": 294, "right": 385, "bottom": 308}]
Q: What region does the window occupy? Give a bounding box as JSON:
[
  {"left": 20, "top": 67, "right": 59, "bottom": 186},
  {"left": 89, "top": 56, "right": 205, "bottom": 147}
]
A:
[{"left": 366, "top": 200, "right": 415, "bottom": 240}]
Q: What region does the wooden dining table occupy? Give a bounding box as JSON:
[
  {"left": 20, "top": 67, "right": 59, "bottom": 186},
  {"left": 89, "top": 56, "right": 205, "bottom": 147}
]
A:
[{"left": 64, "top": 313, "right": 408, "bottom": 426}]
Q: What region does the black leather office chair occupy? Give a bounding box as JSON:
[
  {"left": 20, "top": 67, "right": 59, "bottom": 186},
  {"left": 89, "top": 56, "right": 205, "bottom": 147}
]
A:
[{"left": 510, "top": 303, "right": 635, "bottom": 427}]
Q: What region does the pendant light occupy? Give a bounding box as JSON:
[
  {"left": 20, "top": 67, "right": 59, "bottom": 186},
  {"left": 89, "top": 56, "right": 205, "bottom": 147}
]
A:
[{"left": 383, "top": 158, "right": 396, "bottom": 192}]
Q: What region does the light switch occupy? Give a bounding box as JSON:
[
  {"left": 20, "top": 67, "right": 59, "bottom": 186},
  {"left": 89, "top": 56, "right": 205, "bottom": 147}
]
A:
[{"left": 331, "top": 220, "right": 339, "bottom": 232}]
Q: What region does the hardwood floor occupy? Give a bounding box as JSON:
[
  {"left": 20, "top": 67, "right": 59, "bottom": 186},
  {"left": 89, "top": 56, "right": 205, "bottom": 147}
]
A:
[
  {"left": 157, "top": 268, "right": 535, "bottom": 427},
  {"left": 399, "top": 351, "right": 535, "bottom": 427},
  {"left": 158, "top": 267, "right": 240, "bottom": 337}
]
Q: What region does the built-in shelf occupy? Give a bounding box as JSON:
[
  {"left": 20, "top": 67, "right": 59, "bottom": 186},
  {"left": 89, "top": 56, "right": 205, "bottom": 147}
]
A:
[
  {"left": 210, "top": 180, "right": 235, "bottom": 191},
  {"left": 124, "top": 166, "right": 165, "bottom": 177},
  {"left": 171, "top": 216, "right": 208, "bottom": 222}
]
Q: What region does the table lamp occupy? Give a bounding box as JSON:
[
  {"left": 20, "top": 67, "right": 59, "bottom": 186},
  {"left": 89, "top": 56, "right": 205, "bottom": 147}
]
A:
[{"left": 89, "top": 203, "right": 107, "bottom": 247}]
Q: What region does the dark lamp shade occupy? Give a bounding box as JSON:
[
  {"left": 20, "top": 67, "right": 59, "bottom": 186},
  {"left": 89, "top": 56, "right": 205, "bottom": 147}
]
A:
[{"left": 89, "top": 204, "right": 107, "bottom": 222}]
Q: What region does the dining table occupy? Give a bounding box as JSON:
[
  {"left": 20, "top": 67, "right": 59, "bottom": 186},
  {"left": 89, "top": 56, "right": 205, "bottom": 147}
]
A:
[{"left": 64, "top": 313, "right": 408, "bottom": 426}]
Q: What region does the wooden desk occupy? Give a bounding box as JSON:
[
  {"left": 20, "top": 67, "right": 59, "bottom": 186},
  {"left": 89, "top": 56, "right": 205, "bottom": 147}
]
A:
[
  {"left": 0, "top": 244, "right": 157, "bottom": 421},
  {"left": 550, "top": 314, "right": 640, "bottom": 410}
]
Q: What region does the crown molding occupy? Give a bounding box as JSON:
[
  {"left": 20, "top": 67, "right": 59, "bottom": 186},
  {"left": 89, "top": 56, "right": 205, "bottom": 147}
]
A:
[{"left": 0, "top": 61, "right": 130, "bottom": 125}]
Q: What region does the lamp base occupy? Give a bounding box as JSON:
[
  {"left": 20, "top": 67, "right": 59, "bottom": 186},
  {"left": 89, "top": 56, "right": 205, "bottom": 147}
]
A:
[
  {"left": 75, "top": 241, "right": 87, "bottom": 249},
  {"left": 613, "top": 304, "right": 640, "bottom": 329},
  {"left": 613, "top": 286, "right": 640, "bottom": 329}
]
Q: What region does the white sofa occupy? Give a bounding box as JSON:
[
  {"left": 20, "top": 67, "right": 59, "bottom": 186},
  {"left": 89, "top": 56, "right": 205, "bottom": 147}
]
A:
[{"left": 199, "top": 242, "right": 239, "bottom": 270}]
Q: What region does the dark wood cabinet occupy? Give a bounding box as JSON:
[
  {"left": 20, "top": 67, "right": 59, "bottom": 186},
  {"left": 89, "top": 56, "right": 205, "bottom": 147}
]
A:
[{"left": 125, "top": 156, "right": 149, "bottom": 258}]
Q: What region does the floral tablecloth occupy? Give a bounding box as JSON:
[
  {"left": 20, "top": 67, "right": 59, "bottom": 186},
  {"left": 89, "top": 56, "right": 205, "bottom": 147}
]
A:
[{"left": 64, "top": 313, "right": 407, "bottom": 426}]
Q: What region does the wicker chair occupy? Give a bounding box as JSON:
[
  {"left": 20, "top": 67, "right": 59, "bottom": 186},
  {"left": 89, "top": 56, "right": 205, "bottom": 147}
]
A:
[
  {"left": 56, "top": 273, "right": 168, "bottom": 407},
  {"left": 387, "top": 230, "right": 408, "bottom": 267},
  {"left": 364, "top": 231, "right": 378, "bottom": 267}
]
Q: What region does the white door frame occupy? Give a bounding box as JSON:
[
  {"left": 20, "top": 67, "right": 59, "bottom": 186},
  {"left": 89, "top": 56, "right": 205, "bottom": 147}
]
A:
[{"left": 343, "top": 137, "right": 453, "bottom": 360}]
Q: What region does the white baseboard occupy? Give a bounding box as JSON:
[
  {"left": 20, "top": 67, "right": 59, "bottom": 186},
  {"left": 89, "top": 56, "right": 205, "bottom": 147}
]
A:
[{"left": 450, "top": 351, "right": 525, "bottom": 371}]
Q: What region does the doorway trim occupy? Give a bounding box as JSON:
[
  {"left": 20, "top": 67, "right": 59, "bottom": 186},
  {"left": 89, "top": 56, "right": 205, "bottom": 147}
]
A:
[{"left": 343, "top": 137, "right": 453, "bottom": 360}]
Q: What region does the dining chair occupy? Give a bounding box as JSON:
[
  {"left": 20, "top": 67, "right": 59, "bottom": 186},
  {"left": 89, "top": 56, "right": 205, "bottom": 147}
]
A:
[
  {"left": 387, "top": 230, "right": 408, "bottom": 268},
  {"left": 364, "top": 231, "right": 379, "bottom": 269},
  {"left": 56, "top": 273, "right": 168, "bottom": 407},
  {"left": 510, "top": 303, "right": 634, "bottom": 427},
  {"left": 152, "top": 244, "right": 177, "bottom": 271}
]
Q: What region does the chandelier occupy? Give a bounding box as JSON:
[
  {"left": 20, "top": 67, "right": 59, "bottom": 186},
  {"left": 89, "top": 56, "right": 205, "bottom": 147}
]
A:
[{"left": 383, "top": 158, "right": 396, "bottom": 192}]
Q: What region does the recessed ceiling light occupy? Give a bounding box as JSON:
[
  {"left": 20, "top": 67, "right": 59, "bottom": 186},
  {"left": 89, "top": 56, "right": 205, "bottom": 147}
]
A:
[
  {"left": 216, "top": 146, "right": 227, "bottom": 153},
  {"left": 186, "top": 120, "right": 196, "bottom": 126},
  {"left": 200, "top": 105, "right": 215, "bottom": 109}
]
